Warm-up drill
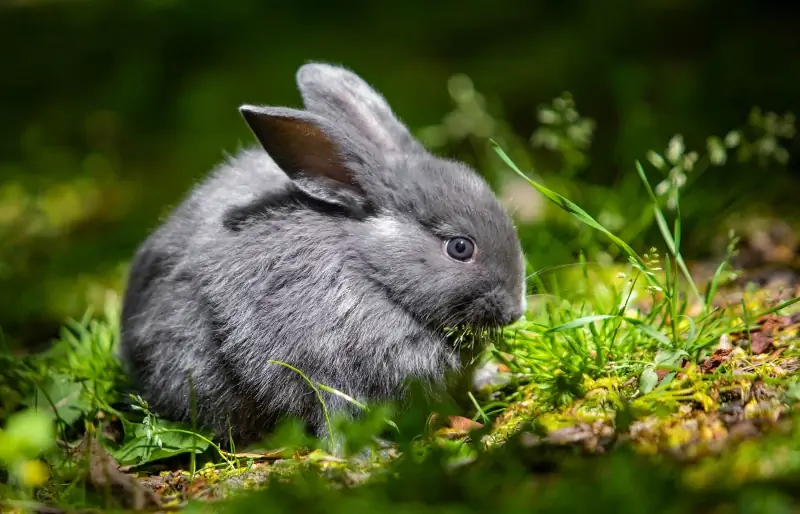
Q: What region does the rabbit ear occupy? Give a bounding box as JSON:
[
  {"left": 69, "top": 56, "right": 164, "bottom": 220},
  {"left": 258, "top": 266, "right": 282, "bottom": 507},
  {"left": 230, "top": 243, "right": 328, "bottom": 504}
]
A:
[
  {"left": 296, "top": 62, "right": 422, "bottom": 154},
  {"left": 239, "top": 104, "right": 373, "bottom": 211}
]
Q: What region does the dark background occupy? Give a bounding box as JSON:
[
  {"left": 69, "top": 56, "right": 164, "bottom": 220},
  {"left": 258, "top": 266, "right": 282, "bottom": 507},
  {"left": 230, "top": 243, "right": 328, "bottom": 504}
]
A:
[{"left": 2, "top": 0, "right": 799, "bottom": 349}]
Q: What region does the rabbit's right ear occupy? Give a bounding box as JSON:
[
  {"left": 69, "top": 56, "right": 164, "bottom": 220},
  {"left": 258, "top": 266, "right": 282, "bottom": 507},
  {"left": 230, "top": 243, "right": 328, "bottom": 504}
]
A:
[
  {"left": 239, "top": 105, "right": 374, "bottom": 213},
  {"left": 296, "top": 63, "right": 423, "bottom": 155}
]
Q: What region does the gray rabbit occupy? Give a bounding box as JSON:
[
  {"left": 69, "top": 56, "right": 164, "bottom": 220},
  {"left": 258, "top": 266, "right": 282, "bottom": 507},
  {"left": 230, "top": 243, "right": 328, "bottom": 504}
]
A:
[{"left": 119, "top": 62, "right": 527, "bottom": 449}]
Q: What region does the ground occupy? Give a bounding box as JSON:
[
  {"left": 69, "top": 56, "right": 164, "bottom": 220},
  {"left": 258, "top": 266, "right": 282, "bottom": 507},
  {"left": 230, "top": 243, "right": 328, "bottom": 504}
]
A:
[{"left": 3, "top": 149, "right": 800, "bottom": 513}]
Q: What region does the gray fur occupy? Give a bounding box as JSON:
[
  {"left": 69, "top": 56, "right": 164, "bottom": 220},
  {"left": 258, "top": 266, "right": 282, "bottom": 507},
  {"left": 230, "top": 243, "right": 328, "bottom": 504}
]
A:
[{"left": 119, "top": 62, "right": 526, "bottom": 448}]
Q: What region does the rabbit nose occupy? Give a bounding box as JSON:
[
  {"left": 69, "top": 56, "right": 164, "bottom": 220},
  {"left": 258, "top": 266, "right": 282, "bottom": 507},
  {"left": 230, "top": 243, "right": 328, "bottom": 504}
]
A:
[
  {"left": 498, "top": 306, "right": 524, "bottom": 326},
  {"left": 496, "top": 295, "right": 524, "bottom": 326},
  {"left": 475, "top": 288, "right": 525, "bottom": 327}
]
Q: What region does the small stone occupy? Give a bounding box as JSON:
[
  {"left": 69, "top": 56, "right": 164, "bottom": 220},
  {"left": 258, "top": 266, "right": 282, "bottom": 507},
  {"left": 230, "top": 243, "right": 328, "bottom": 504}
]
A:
[{"left": 717, "top": 333, "right": 734, "bottom": 351}]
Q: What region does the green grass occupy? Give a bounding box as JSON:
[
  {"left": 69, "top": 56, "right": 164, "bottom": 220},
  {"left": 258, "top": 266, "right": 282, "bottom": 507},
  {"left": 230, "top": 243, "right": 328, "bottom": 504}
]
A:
[{"left": 2, "top": 95, "right": 800, "bottom": 512}]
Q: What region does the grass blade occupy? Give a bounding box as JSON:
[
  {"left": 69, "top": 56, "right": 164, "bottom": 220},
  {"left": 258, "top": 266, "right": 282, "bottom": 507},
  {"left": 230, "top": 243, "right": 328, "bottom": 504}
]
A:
[
  {"left": 268, "top": 360, "right": 335, "bottom": 451},
  {"left": 545, "top": 315, "right": 617, "bottom": 334},
  {"left": 491, "top": 141, "right": 657, "bottom": 289},
  {"left": 623, "top": 317, "right": 674, "bottom": 347},
  {"left": 634, "top": 161, "right": 703, "bottom": 306}
]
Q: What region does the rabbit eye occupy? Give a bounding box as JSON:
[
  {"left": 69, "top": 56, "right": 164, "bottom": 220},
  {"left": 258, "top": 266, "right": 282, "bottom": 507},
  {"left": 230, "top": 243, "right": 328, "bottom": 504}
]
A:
[{"left": 445, "top": 237, "right": 475, "bottom": 261}]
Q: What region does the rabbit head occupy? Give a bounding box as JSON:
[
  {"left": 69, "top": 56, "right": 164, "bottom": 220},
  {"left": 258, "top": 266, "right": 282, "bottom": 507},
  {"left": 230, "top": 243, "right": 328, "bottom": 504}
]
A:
[{"left": 236, "top": 63, "right": 527, "bottom": 336}]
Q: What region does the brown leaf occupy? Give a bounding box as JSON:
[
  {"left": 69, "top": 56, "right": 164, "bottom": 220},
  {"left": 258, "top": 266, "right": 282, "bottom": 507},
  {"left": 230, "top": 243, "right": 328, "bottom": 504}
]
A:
[
  {"left": 77, "top": 432, "right": 162, "bottom": 511},
  {"left": 427, "top": 413, "right": 484, "bottom": 431},
  {"left": 448, "top": 415, "right": 484, "bottom": 432},
  {"left": 750, "top": 332, "right": 773, "bottom": 355},
  {"left": 428, "top": 413, "right": 484, "bottom": 440},
  {"left": 701, "top": 348, "right": 733, "bottom": 373},
  {"left": 757, "top": 313, "right": 791, "bottom": 335}
]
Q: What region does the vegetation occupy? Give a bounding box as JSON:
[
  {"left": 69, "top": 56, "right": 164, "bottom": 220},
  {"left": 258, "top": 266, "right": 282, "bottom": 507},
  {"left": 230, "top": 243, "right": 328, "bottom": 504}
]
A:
[
  {"left": 2, "top": 85, "right": 800, "bottom": 511},
  {"left": 3, "top": 2, "right": 800, "bottom": 511}
]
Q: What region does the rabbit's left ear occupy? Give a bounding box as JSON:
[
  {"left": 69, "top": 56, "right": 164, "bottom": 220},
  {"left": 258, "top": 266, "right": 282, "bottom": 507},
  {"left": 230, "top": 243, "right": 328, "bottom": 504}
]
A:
[
  {"left": 238, "top": 104, "right": 375, "bottom": 215},
  {"left": 296, "top": 62, "right": 423, "bottom": 155}
]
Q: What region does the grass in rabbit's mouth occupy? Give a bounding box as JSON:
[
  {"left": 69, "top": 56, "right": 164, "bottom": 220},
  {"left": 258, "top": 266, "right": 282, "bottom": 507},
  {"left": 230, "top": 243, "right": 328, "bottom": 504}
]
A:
[
  {"left": 3, "top": 124, "right": 800, "bottom": 511},
  {"left": 444, "top": 324, "right": 498, "bottom": 348}
]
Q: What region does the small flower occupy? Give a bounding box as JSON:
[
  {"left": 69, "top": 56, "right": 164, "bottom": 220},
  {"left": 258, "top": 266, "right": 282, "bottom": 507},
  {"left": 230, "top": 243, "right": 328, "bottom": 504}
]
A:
[
  {"left": 647, "top": 151, "right": 667, "bottom": 171},
  {"left": 666, "top": 192, "right": 679, "bottom": 210},
  {"left": 682, "top": 151, "right": 698, "bottom": 171},
  {"left": 447, "top": 74, "right": 475, "bottom": 104},
  {"left": 707, "top": 136, "right": 727, "bottom": 165},
  {"left": 538, "top": 108, "right": 560, "bottom": 125},
  {"left": 669, "top": 167, "right": 687, "bottom": 188},
  {"left": 564, "top": 108, "right": 579, "bottom": 123},
  {"left": 775, "top": 147, "right": 790, "bottom": 165},
  {"left": 724, "top": 130, "right": 741, "bottom": 148},
  {"left": 666, "top": 135, "right": 685, "bottom": 164}
]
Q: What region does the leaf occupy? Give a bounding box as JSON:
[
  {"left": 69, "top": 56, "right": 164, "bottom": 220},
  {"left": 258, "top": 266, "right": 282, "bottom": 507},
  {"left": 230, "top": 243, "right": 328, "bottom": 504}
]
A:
[
  {"left": 654, "top": 348, "right": 688, "bottom": 368},
  {"left": 23, "top": 373, "right": 92, "bottom": 426},
  {"left": 109, "top": 420, "right": 211, "bottom": 466},
  {"left": 700, "top": 348, "right": 733, "bottom": 373},
  {"left": 0, "top": 409, "right": 55, "bottom": 462},
  {"left": 545, "top": 315, "right": 617, "bottom": 333},
  {"left": 79, "top": 432, "right": 162, "bottom": 510},
  {"left": 639, "top": 367, "right": 659, "bottom": 394},
  {"left": 638, "top": 349, "right": 687, "bottom": 395},
  {"left": 749, "top": 332, "right": 773, "bottom": 355},
  {"left": 623, "top": 318, "right": 674, "bottom": 347},
  {"left": 448, "top": 415, "right": 484, "bottom": 432},
  {"left": 654, "top": 371, "right": 676, "bottom": 391}
]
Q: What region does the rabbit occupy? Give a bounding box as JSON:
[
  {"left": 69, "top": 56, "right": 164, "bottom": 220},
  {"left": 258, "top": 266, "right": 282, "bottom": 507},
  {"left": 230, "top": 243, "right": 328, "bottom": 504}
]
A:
[{"left": 119, "top": 62, "right": 527, "bottom": 451}]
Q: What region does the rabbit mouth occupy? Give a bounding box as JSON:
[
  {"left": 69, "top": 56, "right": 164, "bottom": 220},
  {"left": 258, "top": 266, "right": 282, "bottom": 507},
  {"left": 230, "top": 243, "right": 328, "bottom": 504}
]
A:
[{"left": 442, "top": 323, "right": 499, "bottom": 351}]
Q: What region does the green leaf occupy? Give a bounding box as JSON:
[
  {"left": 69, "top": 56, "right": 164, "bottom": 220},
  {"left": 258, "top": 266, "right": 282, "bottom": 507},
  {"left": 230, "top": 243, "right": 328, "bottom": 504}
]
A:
[
  {"left": 545, "top": 315, "right": 617, "bottom": 333},
  {"left": 623, "top": 318, "right": 673, "bottom": 347},
  {"left": 639, "top": 368, "right": 659, "bottom": 394},
  {"left": 654, "top": 371, "right": 676, "bottom": 392},
  {"left": 109, "top": 420, "right": 211, "bottom": 466},
  {"left": 23, "top": 373, "right": 92, "bottom": 427},
  {"left": 0, "top": 409, "right": 55, "bottom": 462},
  {"left": 654, "top": 348, "right": 688, "bottom": 367}
]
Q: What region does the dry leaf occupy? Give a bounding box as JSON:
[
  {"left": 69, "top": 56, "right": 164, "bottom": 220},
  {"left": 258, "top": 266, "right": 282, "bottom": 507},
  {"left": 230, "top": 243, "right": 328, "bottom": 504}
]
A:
[
  {"left": 77, "top": 433, "right": 162, "bottom": 511},
  {"left": 750, "top": 332, "right": 773, "bottom": 355},
  {"left": 448, "top": 416, "right": 484, "bottom": 432},
  {"left": 701, "top": 348, "right": 733, "bottom": 373}
]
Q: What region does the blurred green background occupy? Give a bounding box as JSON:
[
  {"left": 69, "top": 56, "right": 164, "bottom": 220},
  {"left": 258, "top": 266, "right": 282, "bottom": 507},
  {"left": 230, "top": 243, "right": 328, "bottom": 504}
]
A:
[{"left": 2, "top": 0, "right": 799, "bottom": 350}]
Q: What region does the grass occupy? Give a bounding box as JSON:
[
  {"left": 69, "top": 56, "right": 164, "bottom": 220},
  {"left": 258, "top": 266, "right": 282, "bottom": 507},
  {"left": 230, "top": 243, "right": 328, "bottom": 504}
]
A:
[{"left": 2, "top": 94, "right": 800, "bottom": 512}]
